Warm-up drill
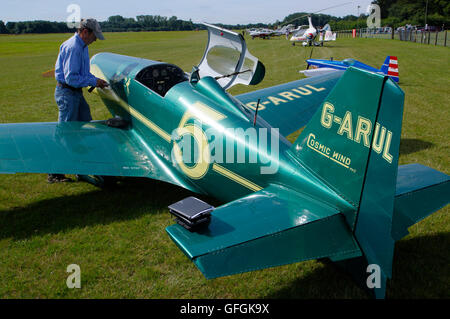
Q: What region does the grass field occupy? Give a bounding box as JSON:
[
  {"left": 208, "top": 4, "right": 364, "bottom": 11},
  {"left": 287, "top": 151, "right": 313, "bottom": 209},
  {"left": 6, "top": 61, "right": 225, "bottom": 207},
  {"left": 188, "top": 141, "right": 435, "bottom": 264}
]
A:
[{"left": 0, "top": 31, "right": 448, "bottom": 299}]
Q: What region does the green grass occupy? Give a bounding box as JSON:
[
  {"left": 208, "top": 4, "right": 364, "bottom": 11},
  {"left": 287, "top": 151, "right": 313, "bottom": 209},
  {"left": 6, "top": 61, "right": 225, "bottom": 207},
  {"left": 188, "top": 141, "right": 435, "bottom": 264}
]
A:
[{"left": 0, "top": 32, "right": 448, "bottom": 298}]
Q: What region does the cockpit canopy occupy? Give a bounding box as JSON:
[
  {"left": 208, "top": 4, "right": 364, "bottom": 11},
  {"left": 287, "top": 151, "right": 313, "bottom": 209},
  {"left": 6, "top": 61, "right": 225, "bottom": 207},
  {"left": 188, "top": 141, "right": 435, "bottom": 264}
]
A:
[{"left": 197, "top": 23, "right": 265, "bottom": 90}]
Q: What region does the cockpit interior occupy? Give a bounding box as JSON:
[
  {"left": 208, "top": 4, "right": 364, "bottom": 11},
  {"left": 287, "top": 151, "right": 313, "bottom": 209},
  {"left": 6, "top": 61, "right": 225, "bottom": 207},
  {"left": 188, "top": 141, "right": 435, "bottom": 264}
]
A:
[{"left": 135, "top": 63, "right": 188, "bottom": 97}]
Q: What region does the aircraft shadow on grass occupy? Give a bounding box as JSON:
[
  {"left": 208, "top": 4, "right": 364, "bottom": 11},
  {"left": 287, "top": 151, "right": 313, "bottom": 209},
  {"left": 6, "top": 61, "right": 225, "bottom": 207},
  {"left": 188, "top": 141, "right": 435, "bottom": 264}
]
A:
[
  {"left": 265, "top": 231, "right": 450, "bottom": 299},
  {"left": 0, "top": 178, "right": 215, "bottom": 241},
  {"left": 399, "top": 138, "right": 433, "bottom": 155}
]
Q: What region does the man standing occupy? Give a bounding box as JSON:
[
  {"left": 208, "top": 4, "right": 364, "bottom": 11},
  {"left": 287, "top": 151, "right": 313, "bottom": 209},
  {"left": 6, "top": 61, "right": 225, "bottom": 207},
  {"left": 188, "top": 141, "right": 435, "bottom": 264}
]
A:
[{"left": 48, "top": 18, "right": 109, "bottom": 183}]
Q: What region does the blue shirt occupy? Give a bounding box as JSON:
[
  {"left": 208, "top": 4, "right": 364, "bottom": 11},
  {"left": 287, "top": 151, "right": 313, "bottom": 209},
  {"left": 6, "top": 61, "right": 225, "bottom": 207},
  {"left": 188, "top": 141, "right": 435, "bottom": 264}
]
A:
[{"left": 55, "top": 33, "right": 97, "bottom": 88}]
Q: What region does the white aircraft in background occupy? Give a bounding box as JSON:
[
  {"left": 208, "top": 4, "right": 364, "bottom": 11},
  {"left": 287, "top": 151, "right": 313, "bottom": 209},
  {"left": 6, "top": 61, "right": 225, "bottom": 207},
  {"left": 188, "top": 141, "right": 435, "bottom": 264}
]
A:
[
  {"left": 248, "top": 28, "right": 274, "bottom": 39},
  {"left": 290, "top": 16, "right": 336, "bottom": 46},
  {"left": 247, "top": 24, "right": 295, "bottom": 39},
  {"left": 318, "top": 24, "right": 336, "bottom": 42},
  {"left": 272, "top": 24, "right": 295, "bottom": 37}
]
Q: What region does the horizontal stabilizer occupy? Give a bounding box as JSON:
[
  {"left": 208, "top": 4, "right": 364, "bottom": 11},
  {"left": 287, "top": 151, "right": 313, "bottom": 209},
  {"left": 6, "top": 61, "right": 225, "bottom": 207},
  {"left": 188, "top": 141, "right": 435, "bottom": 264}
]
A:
[
  {"left": 392, "top": 164, "right": 450, "bottom": 240},
  {"left": 236, "top": 71, "right": 342, "bottom": 136},
  {"left": 166, "top": 184, "right": 361, "bottom": 279},
  {"left": 300, "top": 67, "right": 339, "bottom": 77}
]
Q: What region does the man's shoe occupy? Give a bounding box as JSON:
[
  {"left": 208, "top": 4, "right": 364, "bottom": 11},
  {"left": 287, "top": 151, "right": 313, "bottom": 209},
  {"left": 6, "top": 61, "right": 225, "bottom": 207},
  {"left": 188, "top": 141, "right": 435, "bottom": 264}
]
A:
[
  {"left": 55, "top": 175, "right": 73, "bottom": 183},
  {"left": 48, "top": 174, "right": 73, "bottom": 183},
  {"left": 47, "top": 174, "right": 57, "bottom": 183}
]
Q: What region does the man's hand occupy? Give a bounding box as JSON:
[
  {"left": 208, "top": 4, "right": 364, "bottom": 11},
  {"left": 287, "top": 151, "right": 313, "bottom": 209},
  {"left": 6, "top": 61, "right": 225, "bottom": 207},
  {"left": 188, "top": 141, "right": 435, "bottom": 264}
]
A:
[{"left": 96, "top": 78, "right": 109, "bottom": 89}]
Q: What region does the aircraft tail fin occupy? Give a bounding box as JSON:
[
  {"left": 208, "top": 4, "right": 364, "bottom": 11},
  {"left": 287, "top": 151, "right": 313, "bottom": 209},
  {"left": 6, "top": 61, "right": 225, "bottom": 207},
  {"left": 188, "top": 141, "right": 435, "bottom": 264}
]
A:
[
  {"left": 329, "top": 32, "right": 337, "bottom": 41},
  {"left": 289, "top": 67, "right": 404, "bottom": 297},
  {"left": 322, "top": 24, "right": 331, "bottom": 31},
  {"left": 290, "top": 67, "right": 403, "bottom": 217},
  {"left": 379, "top": 56, "right": 399, "bottom": 82}
]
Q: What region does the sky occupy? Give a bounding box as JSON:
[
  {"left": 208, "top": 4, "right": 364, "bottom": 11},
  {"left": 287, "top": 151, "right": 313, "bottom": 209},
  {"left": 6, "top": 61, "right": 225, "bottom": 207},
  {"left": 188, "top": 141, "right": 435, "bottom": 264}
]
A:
[{"left": 2, "top": 0, "right": 374, "bottom": 25}]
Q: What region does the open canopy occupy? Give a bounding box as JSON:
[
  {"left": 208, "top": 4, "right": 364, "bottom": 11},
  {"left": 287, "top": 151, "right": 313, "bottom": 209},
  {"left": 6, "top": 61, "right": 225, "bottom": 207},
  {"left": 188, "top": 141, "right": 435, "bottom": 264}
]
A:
[{"left": 197, "top": 23, "right": 265, "bottom": 90}]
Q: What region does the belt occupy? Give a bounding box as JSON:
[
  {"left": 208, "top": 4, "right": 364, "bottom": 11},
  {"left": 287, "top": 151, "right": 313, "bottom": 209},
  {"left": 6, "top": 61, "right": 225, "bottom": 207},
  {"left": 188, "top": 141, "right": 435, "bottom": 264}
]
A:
[{"left": 57, "top": 82, "right": 82, "bottom": 92}]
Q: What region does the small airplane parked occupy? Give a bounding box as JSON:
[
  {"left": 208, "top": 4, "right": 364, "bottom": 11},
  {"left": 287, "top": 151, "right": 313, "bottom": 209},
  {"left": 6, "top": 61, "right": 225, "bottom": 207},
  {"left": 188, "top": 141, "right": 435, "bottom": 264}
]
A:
[
  {"left": 248, "top": 28, "right": 274, "bottom": 39},
  {"left": 287, "top": 2, "right": 352, "bottom": 45},
  {"left": 272, "top": 24, "right": 295, "bottom": 37},
  {"left": 247, "top": 25, "right": 295, "bottom": 39},
  {"left": 0, "top": 24, "right": 447, "bottom": 298},
  {"left": 300, "top": 55, "right": 399, "bottom": 82},
  {"left": 290, "top": 16, "right": 336, "bottom": 46}
]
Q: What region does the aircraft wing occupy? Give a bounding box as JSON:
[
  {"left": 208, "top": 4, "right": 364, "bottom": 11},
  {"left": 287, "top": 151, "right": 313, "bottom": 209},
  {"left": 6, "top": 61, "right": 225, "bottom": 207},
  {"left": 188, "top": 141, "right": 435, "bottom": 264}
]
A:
[
  {"left": 236, "top": 71, "right": 343, "bottom": 136},
  {"left": 0, "top": 121, "right": 197, "bottom": 191},
  {"left": 166, "top": 184, "right": 361, "bottom": 279}
]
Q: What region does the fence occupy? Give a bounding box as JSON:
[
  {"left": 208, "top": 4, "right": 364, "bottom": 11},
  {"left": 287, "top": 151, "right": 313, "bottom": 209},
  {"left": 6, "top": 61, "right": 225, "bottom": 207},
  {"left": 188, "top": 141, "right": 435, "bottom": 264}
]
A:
[{"left": 335, "top": 28, "right": 448, "bottom": 47}]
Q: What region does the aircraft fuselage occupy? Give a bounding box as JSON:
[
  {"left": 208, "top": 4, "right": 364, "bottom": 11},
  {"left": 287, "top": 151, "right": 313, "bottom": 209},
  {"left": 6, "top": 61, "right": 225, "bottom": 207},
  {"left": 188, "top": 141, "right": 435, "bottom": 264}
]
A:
[{"left": 91, "top": 53, "right": 352, "bottom": 210}]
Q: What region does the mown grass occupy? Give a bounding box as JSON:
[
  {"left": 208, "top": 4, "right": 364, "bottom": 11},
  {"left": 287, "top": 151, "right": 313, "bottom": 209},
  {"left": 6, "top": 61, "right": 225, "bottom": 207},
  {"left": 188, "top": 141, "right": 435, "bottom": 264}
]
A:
[{"left": 0, "top": 32, "right": 448, "bottom": 298}]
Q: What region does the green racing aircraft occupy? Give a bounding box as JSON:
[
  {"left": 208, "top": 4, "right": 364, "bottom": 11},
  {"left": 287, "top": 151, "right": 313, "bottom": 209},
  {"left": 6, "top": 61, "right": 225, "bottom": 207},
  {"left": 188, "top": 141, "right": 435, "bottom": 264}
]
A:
[{"left": 0, "top": 24, "right": 448, "bottom": 298}]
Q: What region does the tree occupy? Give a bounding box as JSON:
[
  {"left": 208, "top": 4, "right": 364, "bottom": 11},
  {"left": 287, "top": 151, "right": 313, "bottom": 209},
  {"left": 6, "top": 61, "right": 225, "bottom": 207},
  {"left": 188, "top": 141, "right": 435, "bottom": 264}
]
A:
[
  {"left": 108, "top": 15, "right": 126, "bottom": 24},
  {"left": 0, "top": 20, "right": 8, "bottom": 34},
  {"left": 372, "top": 0, "right": 398, "bottom": 19},
  {"left": 373, "top": 0, "right": 450, "bottom": 27}
]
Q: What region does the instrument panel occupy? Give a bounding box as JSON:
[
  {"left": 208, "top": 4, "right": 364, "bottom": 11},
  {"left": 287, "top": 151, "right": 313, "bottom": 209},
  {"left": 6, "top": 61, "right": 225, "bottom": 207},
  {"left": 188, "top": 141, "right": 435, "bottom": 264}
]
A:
[{"left": 135, "top": 63, "right": 188, "bottom": 97}]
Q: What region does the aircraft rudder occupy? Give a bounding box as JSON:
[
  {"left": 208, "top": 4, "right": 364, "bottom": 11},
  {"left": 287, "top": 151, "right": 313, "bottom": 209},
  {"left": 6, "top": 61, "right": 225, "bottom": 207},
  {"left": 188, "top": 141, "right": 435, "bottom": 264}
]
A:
[
  {"left": 353, "top": 77, "right": 404, "bottom": 279},
  {"left": 380, "top": 56, "right": 399, "bottom": 82}
]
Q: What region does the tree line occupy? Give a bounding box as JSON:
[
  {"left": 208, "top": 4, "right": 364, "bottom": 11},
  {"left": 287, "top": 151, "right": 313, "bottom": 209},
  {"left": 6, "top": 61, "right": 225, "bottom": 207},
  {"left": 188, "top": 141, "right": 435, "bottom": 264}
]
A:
[
  {"left": 373, "top": 0, "right": 449, "bottom": 28},
  {"left": 0, "top": 15, "right": 367, "bottom": 35},
  {"left": 0, "top": 20, "right": 73, "bottom": 34},
  {"left": 280, "top": 0, "right": 448, "bottom": 31},
  {"left": 0, "top": 2, "right": 448, "bottom": 35},
  {"left": 102, "top": 15, "right": 196, "bottom": 32},
  {"left": 0, "top": 15, "right": 199, "bottom": 35}
]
